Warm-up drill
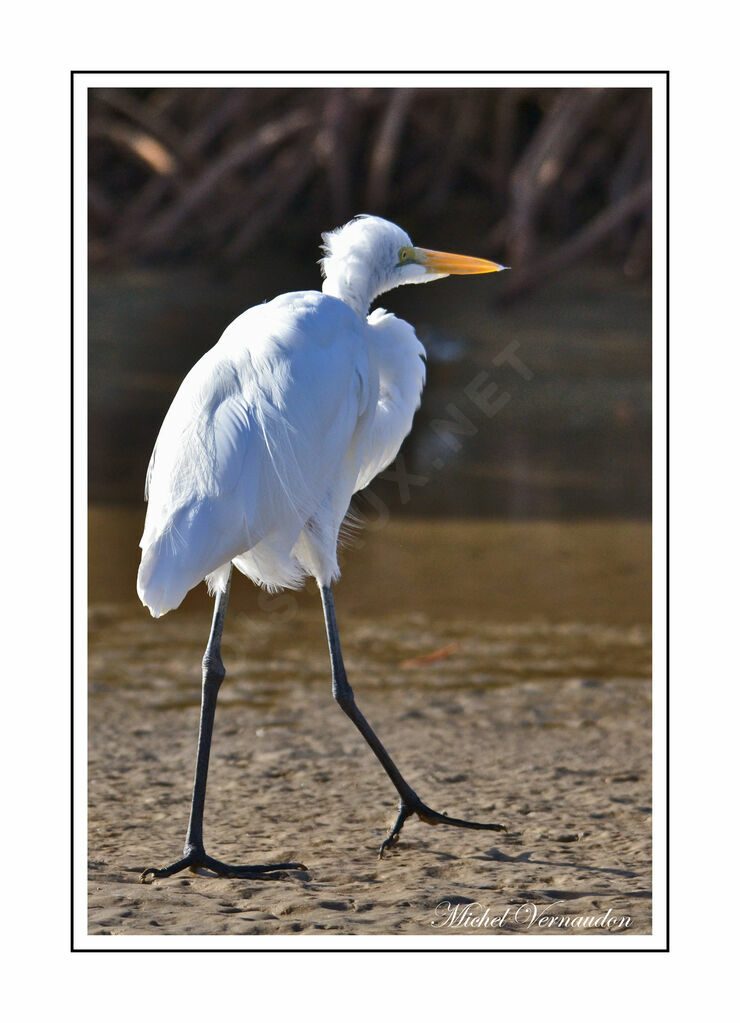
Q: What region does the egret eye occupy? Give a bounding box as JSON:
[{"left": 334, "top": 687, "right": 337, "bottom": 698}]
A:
[{"left": 397, "top": 246, "right": 414, "bottom": 265}]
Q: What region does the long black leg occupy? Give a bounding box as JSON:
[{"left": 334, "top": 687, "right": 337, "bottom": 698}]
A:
[
  {"left": 319, "top": 584, "right": 505, "bottom": 857},
  {"left": 139, "top": 568, "right": 306, "bottom": 882}
]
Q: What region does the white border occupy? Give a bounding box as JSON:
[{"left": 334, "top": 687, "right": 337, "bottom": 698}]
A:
[{"left": 74, "top": 71, "right": 667, "bottom": 951}]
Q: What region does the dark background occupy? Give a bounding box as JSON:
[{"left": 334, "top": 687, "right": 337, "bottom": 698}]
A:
[{"left": 88, "top": 84, "right": 651, "bottom": 519}]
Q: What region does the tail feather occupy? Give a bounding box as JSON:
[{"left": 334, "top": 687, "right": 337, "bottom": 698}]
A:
[
  {"left": 137, "top": 498, "right": 243, "bottom": 617},
  {"left": 137, "top": 537, "right": 194, "bottom": 618}
]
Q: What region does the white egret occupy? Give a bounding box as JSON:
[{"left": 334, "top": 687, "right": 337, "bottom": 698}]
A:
[{"left": 138, "top": 215, "right": 508, "bottom": 883}]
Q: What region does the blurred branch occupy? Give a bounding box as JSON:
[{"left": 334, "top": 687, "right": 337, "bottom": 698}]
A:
[
  {"left": 138, "top": 107, "right": 314, "bottom": 254},
  {"left": 489, "top": 89, "right": 527, "bottom": 194},
  {"left": 506, "top": 88, "right": 608, "bottom": 265},
  {"left": 496, "top": 179, "right": 652, "bottom": 304},
  {"left": 109, "top": 90, "right": 254, "bottom": 256},
  {"left": 365, "top": 89, "right": 415, "bottom": 211},
  {"left": 89, "top": 118, "right": 177, "bottom": 176},
  {"left": 316, "top": 89, "right": 354, "bottom": 224},
  {"left": 223, "top": 138, "right": 318, "bottom": 260},
  {"left": 95, "top": 88, "right": 185, "bottom": 160},
  {"left": 423, "top": 95, "right": 480, "bottom": 211},
  {"left": 89, "top": 86, "right": 654, "bottom": 296}
]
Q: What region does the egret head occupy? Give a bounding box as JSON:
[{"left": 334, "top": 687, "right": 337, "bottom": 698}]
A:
[{"left": 320, "top": 215, "right": 506, "bottom": 316}]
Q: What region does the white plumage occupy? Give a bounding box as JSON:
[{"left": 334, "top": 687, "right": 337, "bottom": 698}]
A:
[
  {"left": 137, "top": 216, "right": 508, "bottom": 881},
  {"left": 137, "top": 215, "right": 503, "bottom": 618}
]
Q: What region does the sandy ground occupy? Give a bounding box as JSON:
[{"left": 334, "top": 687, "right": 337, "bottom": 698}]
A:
[
  {"left": 87, "top": 518, "right": 651, "bottom": 939},
  {"left": 88, "top": 677, "right": 650, "bottom": 937}
]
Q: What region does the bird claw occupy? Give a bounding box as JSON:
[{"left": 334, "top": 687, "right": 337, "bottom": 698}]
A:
[
  {"left": 378, "top": 794, "right": 505, "bottom": 858},
  {"left": 139, "top": 850, "right": 307, "bottom": 883}
]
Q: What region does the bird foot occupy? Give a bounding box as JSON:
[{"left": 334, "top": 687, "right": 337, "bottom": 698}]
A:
[
  {"left": 378, "top": 793, "right": 506, "bottom": 858},
  {"left": 139, "top": 848, "right": 307, "bottom": 883}
]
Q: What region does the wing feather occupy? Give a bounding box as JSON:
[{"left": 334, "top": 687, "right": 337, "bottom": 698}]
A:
[
  {"left": 354, "top": 308, "right": 426, "bottom": 491},
  {"left": 138, "top": 291, "right": 370, "bottom": 616}
]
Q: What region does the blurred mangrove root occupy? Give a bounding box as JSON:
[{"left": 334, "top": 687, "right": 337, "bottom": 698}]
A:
[{"left": 88, "top": 85, "right": 653, "bottom": 298}]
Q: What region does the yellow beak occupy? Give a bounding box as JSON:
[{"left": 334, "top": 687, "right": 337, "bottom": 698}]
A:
[{"left": 415, "top": 246, "right": 508, "bottom": 275}]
